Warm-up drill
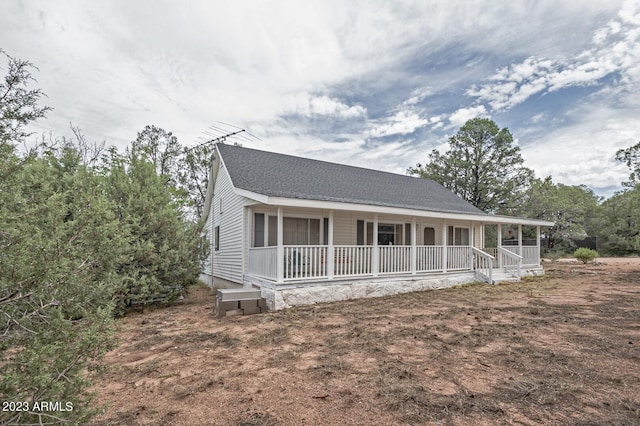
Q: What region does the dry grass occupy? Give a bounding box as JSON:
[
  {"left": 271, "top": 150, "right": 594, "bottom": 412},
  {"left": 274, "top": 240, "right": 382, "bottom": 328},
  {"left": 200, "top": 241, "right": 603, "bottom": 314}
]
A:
[{"left": 92, "top": 261, "right": 640, "bottom": 425}]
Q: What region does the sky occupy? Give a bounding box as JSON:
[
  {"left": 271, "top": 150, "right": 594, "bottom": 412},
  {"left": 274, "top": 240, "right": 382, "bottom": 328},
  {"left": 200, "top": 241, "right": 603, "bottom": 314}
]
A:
[{"left": 3, "top": 0, "right": 640, "bottom": 198}]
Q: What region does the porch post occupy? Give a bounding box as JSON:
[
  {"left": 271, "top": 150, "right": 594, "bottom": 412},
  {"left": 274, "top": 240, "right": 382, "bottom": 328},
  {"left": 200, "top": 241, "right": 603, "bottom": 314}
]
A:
[
  {"left": 469, "top": 221, "right": 475, "bottom": 270},
  {"left": 518, "top": 224, "right": 523, "bottom": 257},
  {"left": 497, "top": 224, "right": 503, "bottom": 268},
  {"left": 327, "top": 210, "right": 334, "bottom": 279},
  {"left": 411, "top": 217, "right": 417, "bottom": 275},
  {"left": 442, "top": 222, "right": 447, "bottom": 273},
  {"left": 276, "top": 207, "right": 284, "bottom": 283},
  {"left": 244, "top": 207, "right": 251, "bottom": 277},
  {"left": 536, "top": 225, "right": 541, "bottom": 265},
  {"left": 373, "top": 213, "right": 379, "bottom": 277}
]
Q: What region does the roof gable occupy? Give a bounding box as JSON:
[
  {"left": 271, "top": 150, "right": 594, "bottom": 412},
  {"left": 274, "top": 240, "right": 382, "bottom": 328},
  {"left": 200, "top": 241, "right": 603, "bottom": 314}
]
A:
[{"left": 216, "top": 143, "right": 486, "bottom": 216}]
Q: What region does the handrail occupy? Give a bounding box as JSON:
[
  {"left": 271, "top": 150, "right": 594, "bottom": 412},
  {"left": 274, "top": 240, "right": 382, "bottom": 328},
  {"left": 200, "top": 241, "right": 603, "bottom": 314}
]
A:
[
  {"left": 472, "top": 247, "right": 494, "bottom": 284},
  {"left": 498, "top": 247, "right": 522, "bottom": 278}
]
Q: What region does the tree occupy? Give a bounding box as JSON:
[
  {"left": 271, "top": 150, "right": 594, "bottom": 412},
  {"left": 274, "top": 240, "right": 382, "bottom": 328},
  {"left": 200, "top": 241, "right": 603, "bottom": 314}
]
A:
[
  {"left": 180, "top": 143, "right": 214, "bottom": 220},
  {"left": 130, "top": 124, "right": 211, "bottom": 221},
  {"left": 102, "top": 150, "right": 206, "bottom": 313},
  {"left": 0, "top": 49, "right": 51, "bottom": 145},
  {"left": 616, "top": 141, "right": 640, "bottom": 188},
  {"left": 518, "top": 177, "right": 600, "bottom": 251},
  {"left": 0, "top": 143, "right": 129, "bottom": 425},
  {"left": 131, "top": 125, "right": 182, "bottom": 186},
  {"left": 0, "top": 52, "right": 208, "bottom": 424},
  {"left": 592, "top": 186, "right": 640, "bottom": 254},
  {"left": 590, "top": 142, "right": 640, "bottom": 255},
  {"left": 409, "top": 117, "right": 533, "bottom": 213}
]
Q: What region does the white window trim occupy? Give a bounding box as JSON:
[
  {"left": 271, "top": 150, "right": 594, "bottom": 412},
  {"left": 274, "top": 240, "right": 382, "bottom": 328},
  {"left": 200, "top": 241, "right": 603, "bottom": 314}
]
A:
[{"left": 364, "top": 220, "right": 408, "bottom": 246}]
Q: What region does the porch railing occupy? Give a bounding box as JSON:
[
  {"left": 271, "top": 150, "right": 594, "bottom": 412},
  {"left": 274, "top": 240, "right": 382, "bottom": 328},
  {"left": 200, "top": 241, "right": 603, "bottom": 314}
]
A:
[
  {"left": 447, "top": 246, "right": 471, "bottom": 270},
  {"left": 379, "top": 246, "right": 412, "bottom": 274},
  {"left": 334, "top": 245, "right": 372, "bottom": 276},
  {"left": 499, "top": 247, "right": 522, "bottom": 278},
  {"left": 472, "top": 247, "right": 494, "bottom": 284},
  {"left": 483, "top": 247, "right": 498, "bottom": 258},
  {"left": 247, "top": 246, "right": 278, "bottom": 279},
  {"left": 416, "top": 246, "right": 443, "bottom": 272},
  {"left": 502, "top": 246, "right": 538, "bottom": 266},
  {"left": 284, "top": 245, "right": 327, "bottom": 280},
  {"left": 248, "top": 244, "right": 531, "bottom": 282}
]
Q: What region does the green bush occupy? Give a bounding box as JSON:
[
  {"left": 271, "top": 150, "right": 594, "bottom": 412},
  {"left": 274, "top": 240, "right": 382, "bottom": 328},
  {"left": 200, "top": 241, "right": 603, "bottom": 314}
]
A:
[
  {"left": 574, "top": 247, "right": 599, "bottom": 264},
  {"left": 0, "top": 146, "right": 124, "bottom": 424}
]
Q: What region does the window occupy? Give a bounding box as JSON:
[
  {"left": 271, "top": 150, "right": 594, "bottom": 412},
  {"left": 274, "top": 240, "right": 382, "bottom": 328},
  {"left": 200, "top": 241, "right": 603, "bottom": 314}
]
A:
[
  {"left": 448, "top": 226, "right": 469, "bottom": 246},
  {"left": 363, "top": 222, "right": 404, "bottom": 245},
  {"left": 219, "top": 198, "right": 223, "bottom": 215},
  {"left": 268, "top": 216, "right": 277, "bottom": 246},
  {"left": 214, "top": 226, "right": 220, "bottom": 251},
  {"left": 423, "top": 227, "right": 435, "bottom": 245},
  {"left": 254, "top": 213, "right": 264, "bottom": 247},
  {"left": 283, "top": 218, "right": 320, "bottom": 245},
  {"left": 323, "top": 217, "right": 329, "bottom": 244},
  {"left": 378, "top": 224, "right": 396, "bottom": 245}
]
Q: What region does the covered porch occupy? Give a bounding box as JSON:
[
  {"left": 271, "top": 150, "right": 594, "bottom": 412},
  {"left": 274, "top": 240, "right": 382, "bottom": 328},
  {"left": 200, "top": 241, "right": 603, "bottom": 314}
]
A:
[{"left": 245, "top": 206, "right": 546, "bottom": 286}]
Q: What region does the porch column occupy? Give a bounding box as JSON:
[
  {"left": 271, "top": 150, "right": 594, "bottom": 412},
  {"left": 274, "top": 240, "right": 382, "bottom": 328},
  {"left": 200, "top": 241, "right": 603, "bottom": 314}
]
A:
[
  {"left": 536, "top": 225, "right": 541, "bottom": 265},
  {"left": 469, "top": 221, "right": 475, "bottom": 270},
  {"left": 244, "top": 207, "right": 250, "bottom": 278},
  {"left": 442, "top": 222, "right": 447, "bottom": 273},
  {"left": 497, "top": 224, "right": 503, "bottom": 268},
  {"left": 518, "top": 224, "right": 523, "bottom": 257},
  {"left": 411, "top": 217, "right": 417, "bottom": 275},
  {"left": 276, "top": 207, "right": 284, "bottom": 283},
  {"left": 470, "top": 221, "right": 475, "bottom": 247},
  {"left": 327, "top": 210, "right": 334, "bottom": 279},
  {"left": 373, "top": 213, "right": 379, "bottom": 277}
]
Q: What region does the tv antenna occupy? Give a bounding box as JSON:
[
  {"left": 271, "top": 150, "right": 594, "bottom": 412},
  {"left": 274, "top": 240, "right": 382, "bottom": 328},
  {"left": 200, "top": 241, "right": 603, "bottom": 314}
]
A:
[{"left": 191, "top": 122, "right": 262, "bottom": 150}]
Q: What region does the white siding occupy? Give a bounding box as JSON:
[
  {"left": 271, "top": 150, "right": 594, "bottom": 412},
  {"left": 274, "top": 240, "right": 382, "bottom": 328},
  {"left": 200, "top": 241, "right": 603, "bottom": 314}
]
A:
[
  {"left": 199, "top": 206, "right": 214, "bottom": 285},
  {"left": 418, "top": 222, "right": 442, "bottom": 245},
  {"left": 332, "top": 211, "right": 356, "bottom": 245},
  {"left": 212, "top": 164, "right": 250, "bottom": 284}
]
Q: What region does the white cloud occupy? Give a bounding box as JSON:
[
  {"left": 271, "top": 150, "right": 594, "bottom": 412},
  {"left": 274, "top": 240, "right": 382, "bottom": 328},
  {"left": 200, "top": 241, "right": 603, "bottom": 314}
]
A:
[
  {"left": 0, "top": 0, "right": 635, "bottom": 196},
  {"left": 364, "top": 88, "right": 436, "bottom": 138},
  {"left": 466, "top": 2, "right": 640, "bottom": 113},
  {"left": 402, "top": 86, "right": 432, "bottom": 106},
  {"left": 522, "top": 103, "right": 638, "bottom": 190},
  {"left": 448, "top": 105, "right": 488, "bottom": 127},
  {"left": 281, "top": 92, "right": 367, "bottom": 119},
  {"left": 365, "top": 110, "right": 428, "bottom": 138},
  {"left": 530, "top": 113, "right": 547, "bottom": 124}
]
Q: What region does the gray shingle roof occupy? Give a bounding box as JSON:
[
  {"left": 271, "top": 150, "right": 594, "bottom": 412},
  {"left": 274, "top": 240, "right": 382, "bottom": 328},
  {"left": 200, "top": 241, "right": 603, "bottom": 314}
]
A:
[{"left": 217, "top": 143, "right": 486, "bottom": 216}]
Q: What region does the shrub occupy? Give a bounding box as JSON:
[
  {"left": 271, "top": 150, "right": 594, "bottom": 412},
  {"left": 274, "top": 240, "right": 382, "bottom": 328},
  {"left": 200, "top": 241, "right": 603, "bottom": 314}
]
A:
[{"left": 574, "top": 248, "right": 599, "bottom": 264}]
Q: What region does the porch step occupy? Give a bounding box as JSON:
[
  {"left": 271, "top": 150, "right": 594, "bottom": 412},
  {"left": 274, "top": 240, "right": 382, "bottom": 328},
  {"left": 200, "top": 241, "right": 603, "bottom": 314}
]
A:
[
  {"left": 491, "top": 271, "right": 520, "bottom": 284},
  {"left": 216, "top": 288, "right": 262, "bottom": 301},
  {"left": 215, "top": 288, "right": 267, "bottom": 318}
]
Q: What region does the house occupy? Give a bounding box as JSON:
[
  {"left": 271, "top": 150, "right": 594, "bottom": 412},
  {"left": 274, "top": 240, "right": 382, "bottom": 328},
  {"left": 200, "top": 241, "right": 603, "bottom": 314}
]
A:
[{"left": 200, "top": 143, "right": 554, "bottom": 310}]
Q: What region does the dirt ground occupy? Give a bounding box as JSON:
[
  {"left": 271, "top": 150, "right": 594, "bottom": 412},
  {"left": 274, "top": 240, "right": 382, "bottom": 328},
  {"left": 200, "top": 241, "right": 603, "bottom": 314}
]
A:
[{"left": 91, "top": 258, "right": 640, "bottom": 425}]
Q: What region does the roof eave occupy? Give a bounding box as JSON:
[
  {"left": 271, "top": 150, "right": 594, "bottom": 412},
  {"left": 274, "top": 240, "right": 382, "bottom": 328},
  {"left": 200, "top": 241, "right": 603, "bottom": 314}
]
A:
[
  {"left": 234, "top": 190, "right": 484, "bottom": 221},
  {"left": 235, "top": 190, "right": 555, "bottom": 226},
  {"left": 200, "top": 145, "right": 222, "bottom": 223}
]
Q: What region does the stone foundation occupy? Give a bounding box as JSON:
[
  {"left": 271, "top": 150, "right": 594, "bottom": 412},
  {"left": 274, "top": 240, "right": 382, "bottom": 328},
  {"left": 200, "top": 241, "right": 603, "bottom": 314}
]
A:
[{"left": 252, "top": 272, "right": 477, "bottom": 311}]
